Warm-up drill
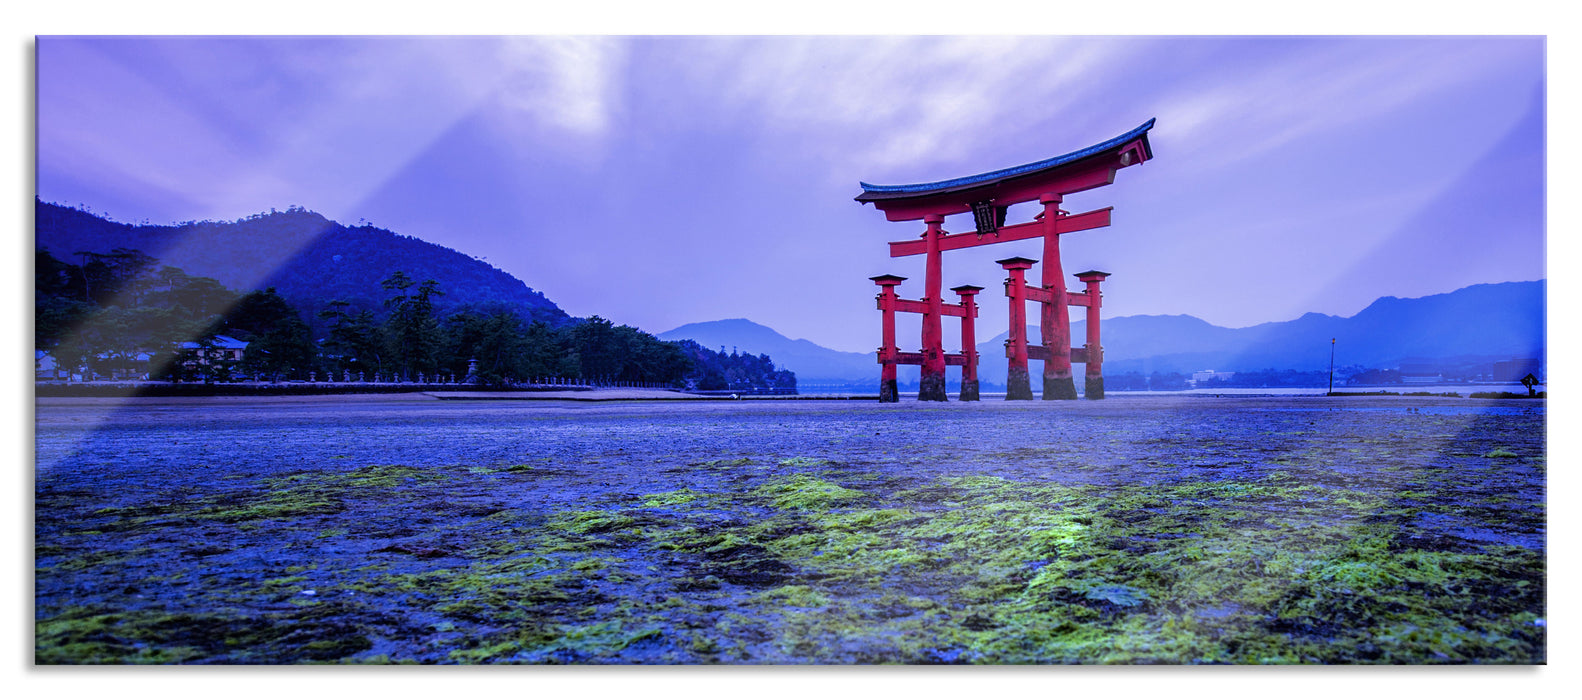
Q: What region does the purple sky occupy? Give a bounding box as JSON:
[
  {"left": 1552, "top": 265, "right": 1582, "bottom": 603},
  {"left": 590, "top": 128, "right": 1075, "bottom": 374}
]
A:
[{"left": 35, "top": 35, "right": 1545, "bottom": 353}]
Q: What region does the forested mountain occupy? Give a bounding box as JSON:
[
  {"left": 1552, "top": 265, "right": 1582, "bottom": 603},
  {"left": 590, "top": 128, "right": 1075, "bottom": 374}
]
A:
[
  {"left": 34, "top": 201, "right": 795, "bottom": 392},
  {"left": 34, "top": 200, "right": 568, "bottom": 335},
  {"left": 669, "top": 339, "right": 798, "bottom": 393}
]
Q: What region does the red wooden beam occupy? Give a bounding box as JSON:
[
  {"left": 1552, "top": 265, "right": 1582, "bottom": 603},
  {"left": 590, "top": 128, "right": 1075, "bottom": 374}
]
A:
[
  {"left": 1022, "top": 287, "right": 1093, "bottom": 307},
  {"left": 869, "top": 163, "right": 1121, "bottom": 222},
  {"left": 857, "top": 120, "right": 1153, "bottom": 221},
  {"left": 894, "top": 298, "right": 968, "bottom": 318},
  {"left": 888, "top": 207, "right": 1113, "bottom": 258},
  {"left": 1022, "top": 345, "right": 1093, "bottom": 365},
  {"left": 885, "top": 351, "right": 970, "bottom": 367}
]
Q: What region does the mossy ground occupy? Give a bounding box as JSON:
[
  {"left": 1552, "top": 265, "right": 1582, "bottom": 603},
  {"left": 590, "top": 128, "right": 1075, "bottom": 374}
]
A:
[{"left": 35, "top": 395, "right": 1545, "bottom": 664}]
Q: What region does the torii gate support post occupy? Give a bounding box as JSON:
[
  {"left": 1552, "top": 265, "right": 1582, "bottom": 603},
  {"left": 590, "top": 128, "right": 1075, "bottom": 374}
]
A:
[
  {"left": 1040, "top": 193, "right": 1078, "bottom": 400},
  {"left": 999, "top": 257, "right": 1036, "bottom": 400},
  {"left": 871, "top": 274, "right": 906, "bottom": 403},
  {"left": 919, "top": 214, "right": 948, "bottom": 401},
  {"left": 953, "top": 284, "right": 984, "bottom": 401},
  {"left": 1076, "top": 270, "right": 1110, "bottom": 399}
]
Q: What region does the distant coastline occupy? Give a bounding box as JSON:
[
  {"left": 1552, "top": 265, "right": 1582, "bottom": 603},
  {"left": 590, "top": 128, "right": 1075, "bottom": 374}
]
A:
[{"left": 34, "top": 381, "right": 1542, "bottom": 402}]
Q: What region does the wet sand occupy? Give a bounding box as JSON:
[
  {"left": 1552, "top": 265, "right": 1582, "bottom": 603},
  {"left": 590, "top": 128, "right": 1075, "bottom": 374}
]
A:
[{"left": 34, "top": 395, "right": 1546, "bottom": 664}]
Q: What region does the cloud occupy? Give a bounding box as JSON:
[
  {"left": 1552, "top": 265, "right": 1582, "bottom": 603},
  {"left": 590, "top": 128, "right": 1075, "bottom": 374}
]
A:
[
  {"left": 654, "top": 36, "right": 1141, "bottom": 180},
  {"left": 38, "top": 36, "right": 638, "bottom": 223},
  {"left": 36, "top": 40, "right": 271, "bottom": 217},
  {"left": 491, "top": 36, "right": 629, "bottom": 138},
  {"left": 1150, "top": 38, "right": 1540, "bottom": 173}
]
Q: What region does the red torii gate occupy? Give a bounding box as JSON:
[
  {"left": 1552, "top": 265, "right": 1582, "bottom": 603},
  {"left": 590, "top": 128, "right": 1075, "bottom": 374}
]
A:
[
  {"left": 871, "top": 275, "right": 983, "bottom": 402},
  {"left": 857, "top": 119, "right": 1155, "bottom": 402}
]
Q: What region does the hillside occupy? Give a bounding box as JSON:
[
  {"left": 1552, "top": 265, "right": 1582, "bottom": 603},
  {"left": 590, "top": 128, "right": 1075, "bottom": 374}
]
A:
[
  {"left": 33, "top": 202, "right": 800, "bottom": 390},
  {"left": 657, "top": 319, "right": 875, "bottom": 384},
  {"left": 981, "top": 282, "right": 1543, "bottom": 377},
  {"left": 668, "top": 280, "right": 1546, "bottom": 386},
  {"left": 34, "top": 200, "right": 570, "bottom": 332}
]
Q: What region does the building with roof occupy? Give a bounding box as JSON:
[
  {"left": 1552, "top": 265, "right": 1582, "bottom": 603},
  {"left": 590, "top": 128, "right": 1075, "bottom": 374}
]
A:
[{"left": 178, "top": 335, "right": 250, "bottom": 379}]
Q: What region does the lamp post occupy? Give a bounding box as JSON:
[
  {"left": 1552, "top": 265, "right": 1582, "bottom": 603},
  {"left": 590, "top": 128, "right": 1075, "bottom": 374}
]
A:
[{"left": 1328, "top": 338, "right": 1336, "bottom": 395}]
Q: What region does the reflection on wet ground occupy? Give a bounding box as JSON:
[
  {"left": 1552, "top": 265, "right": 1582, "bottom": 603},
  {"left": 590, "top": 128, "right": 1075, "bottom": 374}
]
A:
[{"left": 35, "top": 395, "right": 1546, "bottom": 664}]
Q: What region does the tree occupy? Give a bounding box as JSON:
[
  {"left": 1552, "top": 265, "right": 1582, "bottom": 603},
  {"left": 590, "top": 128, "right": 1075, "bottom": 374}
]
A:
[
  {"left": 319, "top": 300, "right": 382, "bottom": 377},
  {"left": 35, "top": 248, "right": 80, "bottom": 299},
  {"left": 568, "top": 316, "right": 621, "bottom": 380},
  {"left": 381, "top": 272, "right": 444, "bottom": 380},
  {"left": 151, "top": 266, "right": 236, "bottom": 319},
  {"left": 218, "top": 287, "right": 315, "bottom": 380},
  {"left": 73, "top": 248, "right": 158, "bottom": 305},
  {"left": 36, "top": 249, "right": 93, "bottom": 352},
  {"left": 621, "top": 333, "right": 691, "bottom": 386},
  {"left": 35, "top": 297, "right": 93, "bottom": 354},
  {"left": 440, "top": 309, "right": 532, "bottom": 384},
  {"left": 520, "top": 321, "right": 575, "bottom": 379},
  {"left": 669, "top": 339, "right": 791, "bottom": 392}
]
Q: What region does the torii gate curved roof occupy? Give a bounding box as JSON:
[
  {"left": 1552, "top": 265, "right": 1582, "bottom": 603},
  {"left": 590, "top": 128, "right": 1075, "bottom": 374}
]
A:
[{"left": 855, "top": 119, "right": 1155, "bottom": 221}]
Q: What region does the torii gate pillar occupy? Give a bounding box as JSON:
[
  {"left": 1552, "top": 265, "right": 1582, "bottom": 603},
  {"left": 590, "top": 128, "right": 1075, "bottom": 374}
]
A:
[
  {"left": 871, "top": 274, "right": 906, "bottom": 403},
  {"left": 999, "top": 257, "right": 1037, "bottom": 401},
  {"left": 952, "top": 284, "right": 984, "bottom": 401},
  {"left": 918, "top": 214, "right": 948, "bottom": 402},
  {"left": 1077, "top": 270, "right": 1111, "bottom": 399},
  {"left": 1039, "top": 193, "right": 1078, "bottom": 400}
]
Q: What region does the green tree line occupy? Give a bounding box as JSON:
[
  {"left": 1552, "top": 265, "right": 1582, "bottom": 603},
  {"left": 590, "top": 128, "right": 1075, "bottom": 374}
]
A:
[{"left": 35, "top": 248, "right": 794, "bottom": 392}]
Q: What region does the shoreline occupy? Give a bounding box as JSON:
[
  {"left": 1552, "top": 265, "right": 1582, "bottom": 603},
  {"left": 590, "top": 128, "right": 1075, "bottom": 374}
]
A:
[
  {"left": 30, "top": 388, "right": 885, "bottom": 405},
  {"left": 31, "top": 390, "right": 1543, "bottom": 408}
]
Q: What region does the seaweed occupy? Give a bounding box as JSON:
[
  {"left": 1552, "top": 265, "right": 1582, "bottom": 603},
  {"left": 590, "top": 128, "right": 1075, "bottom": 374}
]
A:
[{"left": 35, "top": 396, "right": 1546, "bottom": 664}]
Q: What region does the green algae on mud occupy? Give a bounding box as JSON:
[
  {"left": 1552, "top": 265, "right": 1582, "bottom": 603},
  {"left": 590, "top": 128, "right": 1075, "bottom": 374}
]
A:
[{"left": 34, "top": 396, "right": 1546, "bottom": 664}]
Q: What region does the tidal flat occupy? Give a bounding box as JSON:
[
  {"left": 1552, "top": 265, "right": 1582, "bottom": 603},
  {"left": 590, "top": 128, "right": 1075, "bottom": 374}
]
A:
[{"left": 34, "top": 394, "right": 1546, "bottom": 664}]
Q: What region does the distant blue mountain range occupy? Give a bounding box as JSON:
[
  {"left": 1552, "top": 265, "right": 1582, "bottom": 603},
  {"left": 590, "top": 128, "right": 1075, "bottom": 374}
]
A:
[
  {"left": 657, "top": 319, "right": 878, "bottom": 386},
  {"left": 659, "top": 280, "right": 1545, "bottom": 385}
]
